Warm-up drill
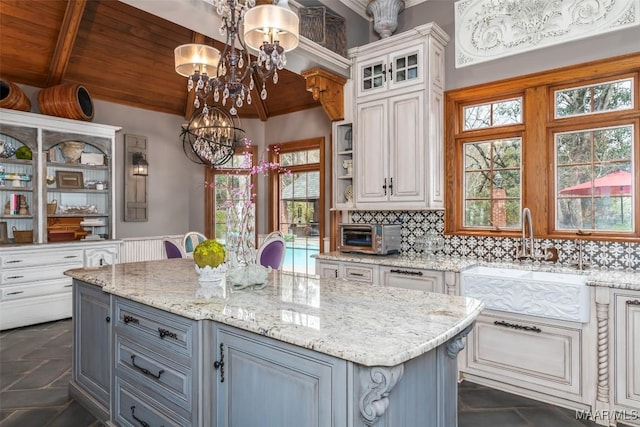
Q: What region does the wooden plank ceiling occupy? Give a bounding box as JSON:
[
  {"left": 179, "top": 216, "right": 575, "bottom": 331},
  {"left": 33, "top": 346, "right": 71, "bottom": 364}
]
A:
[{"left": 0, "top": 0, "right": 320, "bottom": 121}]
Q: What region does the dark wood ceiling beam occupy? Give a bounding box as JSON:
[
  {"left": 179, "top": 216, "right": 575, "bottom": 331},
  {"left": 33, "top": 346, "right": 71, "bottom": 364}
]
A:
[{"left": 46, "top": 0, "right": 86, "bottom": 87}]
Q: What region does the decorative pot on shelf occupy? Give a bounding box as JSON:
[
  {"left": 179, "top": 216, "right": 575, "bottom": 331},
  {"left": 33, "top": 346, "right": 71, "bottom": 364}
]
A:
[{"left": 59, "top": 141, "right": 85, "bottom": 163}]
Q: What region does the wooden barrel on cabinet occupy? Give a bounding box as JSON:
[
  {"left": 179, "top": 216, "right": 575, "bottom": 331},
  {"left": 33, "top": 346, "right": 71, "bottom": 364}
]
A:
[
  {"left": 38, "top": 83, "right": 94, "bottom": 121},
  {"left": 0, "top": 79, "right": 31, "bottom": 111}
]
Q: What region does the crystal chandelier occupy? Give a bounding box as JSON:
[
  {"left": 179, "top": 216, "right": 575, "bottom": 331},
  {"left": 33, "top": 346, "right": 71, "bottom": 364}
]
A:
[
  {"left": 181, "top": 106, "right": 246, "bottom": 166},
  {"left": 174, "top": 0, "right": 299, "bottom": 116}
]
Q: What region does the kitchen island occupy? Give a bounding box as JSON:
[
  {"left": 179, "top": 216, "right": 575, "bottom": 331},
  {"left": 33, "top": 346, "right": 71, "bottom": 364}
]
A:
[{"left": 66, "top": 259, "right": 483, "bottom": 427}]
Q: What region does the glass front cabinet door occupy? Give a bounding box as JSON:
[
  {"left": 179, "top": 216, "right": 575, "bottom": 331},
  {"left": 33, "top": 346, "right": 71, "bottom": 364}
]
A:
[{"left": 0, "top": 124, "right": 38, "bottom": 243}]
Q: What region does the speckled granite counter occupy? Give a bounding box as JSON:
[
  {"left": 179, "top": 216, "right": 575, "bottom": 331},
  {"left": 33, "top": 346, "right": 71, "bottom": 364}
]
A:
[
  {"left": 65, "top": 259, "right": 484, "bottom": 367},
  {"left": 314, "top": 252, "right": 640, "bottom": 290}
]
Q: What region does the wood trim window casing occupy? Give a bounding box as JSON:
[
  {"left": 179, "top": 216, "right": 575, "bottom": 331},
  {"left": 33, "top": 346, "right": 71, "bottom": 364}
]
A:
[
  {"left": 268, "top": 137, "right": 325, "bottom": 241},
  {"left": 445, "top": 53, "right": 640, "bottom": 242},
  {"left": 204, "top": 146, "right": 258, "bottom": 241}
]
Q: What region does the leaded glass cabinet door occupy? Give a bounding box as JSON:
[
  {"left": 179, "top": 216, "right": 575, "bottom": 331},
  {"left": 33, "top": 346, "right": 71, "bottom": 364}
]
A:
[
  {"left": 356, "top": 57, "right": 387, "bottom": 98},
  {"left": 388, "top": 43, "right": 424, "bottom": 92}
]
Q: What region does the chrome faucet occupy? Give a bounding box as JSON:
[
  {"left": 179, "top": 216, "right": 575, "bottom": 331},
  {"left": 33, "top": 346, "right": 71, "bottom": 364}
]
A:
[
  {"left": 515, "top": 207, "right": 535, "bottom": 260},
  {"left": 514, "top": 207, "right": 556, "bottom": 262}
]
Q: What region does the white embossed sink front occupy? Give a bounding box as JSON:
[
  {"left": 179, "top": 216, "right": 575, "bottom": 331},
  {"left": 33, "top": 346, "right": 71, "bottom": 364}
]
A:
[{"left": 460, "top": 266, "right": 590, "bottom": 323}]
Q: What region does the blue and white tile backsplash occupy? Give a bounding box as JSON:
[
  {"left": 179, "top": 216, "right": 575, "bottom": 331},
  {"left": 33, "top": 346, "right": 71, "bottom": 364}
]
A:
[{"left": 350, "top": 210, "right": 640, "bottom": 271}]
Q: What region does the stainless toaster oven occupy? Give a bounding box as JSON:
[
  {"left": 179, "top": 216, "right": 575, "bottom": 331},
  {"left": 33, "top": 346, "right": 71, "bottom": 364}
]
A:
[{"left": 338, "top": 223, "right": 401, "bottom": 255}]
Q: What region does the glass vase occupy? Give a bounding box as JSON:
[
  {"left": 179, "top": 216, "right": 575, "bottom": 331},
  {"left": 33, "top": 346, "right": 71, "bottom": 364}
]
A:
[{"left": 225, "top": 203, "right": 256, "bottom": 267}]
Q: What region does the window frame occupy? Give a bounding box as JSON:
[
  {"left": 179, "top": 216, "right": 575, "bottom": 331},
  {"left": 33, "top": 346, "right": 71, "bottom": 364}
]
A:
[
  {"left": 204, "top": 146, "right": 258, "bottom": 242},
  {"left": 445, "top": 53, "right": 640, "bottom": 242}
]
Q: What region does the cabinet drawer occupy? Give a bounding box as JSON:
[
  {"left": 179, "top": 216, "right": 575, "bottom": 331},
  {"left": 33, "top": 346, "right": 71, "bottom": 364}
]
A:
[
  {"left": 0, "top": 262, "right": 82, "bottom": 284},
  {"left": 115, "top": 298, "right": 194, "bottom": 358},
  {"left": 465, "top": 312, "right": 582, "bottom": 397},
  {"left": 1, "top": 278, "right": 72, "bottom": 301},
  {"left": 0, "top": 250, "right": 83, "bottom": 269},
  {"left": 114, "top": 378, "right": 190, "bottom": 427},
  {"left": 115, "top": 336, "right": 192, "bottom": 413},
  {"left": 343, "top": 265, "right": 377, "bottom": 284},
  {"left": 379, "top": 267, "right": 444, "bottom": 293}
]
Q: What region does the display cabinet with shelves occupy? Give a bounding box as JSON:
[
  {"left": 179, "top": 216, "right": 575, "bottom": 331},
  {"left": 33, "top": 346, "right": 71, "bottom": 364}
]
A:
[
  {"left": 0, "top": 108, "right": 119, "bottom": 244},
  {"left": 332, "top": 121, "right": 354, "bottom": 210},
  {"left": 0, "top": 109, "right": 121, "bottom": 331}
]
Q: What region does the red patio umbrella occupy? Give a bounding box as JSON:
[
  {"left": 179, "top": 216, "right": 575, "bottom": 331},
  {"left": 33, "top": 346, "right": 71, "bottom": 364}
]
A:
[{"left": 559, "top": 170, "right": 632, "bottom": 196}]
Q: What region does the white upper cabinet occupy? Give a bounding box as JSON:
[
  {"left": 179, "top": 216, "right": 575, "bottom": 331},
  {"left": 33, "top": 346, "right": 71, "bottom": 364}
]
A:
[
  {"left": 355, "top": 43, "right": 425, "bottom": 99},
  {"left": 349, "top": 23, "right": 448, "bottom": 210},
  {"left": 356, "top": 92, "right": 425, "bottom": 207}
]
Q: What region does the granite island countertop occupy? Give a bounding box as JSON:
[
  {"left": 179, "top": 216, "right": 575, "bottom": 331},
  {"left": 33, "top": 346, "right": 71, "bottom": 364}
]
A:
[
  {"left": 314, "top": 252, "right": 640, "bottom": 290},
  {"left": 65, "top": 259, "right": 484, "bottom": 367}
]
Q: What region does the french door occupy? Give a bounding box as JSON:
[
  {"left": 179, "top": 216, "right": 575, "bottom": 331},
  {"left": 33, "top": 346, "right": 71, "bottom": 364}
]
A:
[{"left": 270, "top": 138, "right": 325, "bottom": 275}]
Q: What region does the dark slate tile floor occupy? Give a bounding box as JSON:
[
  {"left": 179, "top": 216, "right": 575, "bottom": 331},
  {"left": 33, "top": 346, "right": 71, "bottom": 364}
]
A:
[{"left": 0, "top": 319, "right": 620, "bottom": 427}]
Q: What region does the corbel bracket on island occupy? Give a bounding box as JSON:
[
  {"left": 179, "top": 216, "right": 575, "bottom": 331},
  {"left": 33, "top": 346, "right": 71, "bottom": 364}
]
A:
[
  {"left": 301, "top": 67, "right": 346, "bottom": 121},
  {"left": 358, "top": 365, "right": 404, "bottom": 426}
]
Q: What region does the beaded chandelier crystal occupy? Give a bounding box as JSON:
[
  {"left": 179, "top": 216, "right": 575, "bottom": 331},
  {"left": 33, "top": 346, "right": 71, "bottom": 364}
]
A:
[{"left": 174, "top": 0, "right": 299, "bottom": 116}]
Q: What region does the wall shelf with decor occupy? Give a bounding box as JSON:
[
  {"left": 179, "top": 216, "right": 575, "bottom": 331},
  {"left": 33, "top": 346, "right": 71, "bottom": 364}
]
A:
[{"left": 332, "top": 120, "right": 354, "bottom": 210}]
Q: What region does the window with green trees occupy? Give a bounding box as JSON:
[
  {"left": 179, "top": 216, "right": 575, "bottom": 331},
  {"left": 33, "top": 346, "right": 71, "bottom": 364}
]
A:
[{"left": 445, "top": 54, "right": 639, "bottom": 241}]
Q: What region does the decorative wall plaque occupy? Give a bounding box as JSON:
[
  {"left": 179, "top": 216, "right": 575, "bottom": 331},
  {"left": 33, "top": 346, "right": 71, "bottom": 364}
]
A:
[{"left": 455, "top": 0, "right": 640, "bottom": 68}]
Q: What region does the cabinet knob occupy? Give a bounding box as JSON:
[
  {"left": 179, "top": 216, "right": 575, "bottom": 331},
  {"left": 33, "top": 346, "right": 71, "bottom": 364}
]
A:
[{"left": 105, "top": 316, "right": 110, "bottom": 323}]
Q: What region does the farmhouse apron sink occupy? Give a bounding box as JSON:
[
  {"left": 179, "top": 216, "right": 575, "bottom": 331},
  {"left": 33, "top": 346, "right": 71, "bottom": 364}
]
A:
[{"left": 460, "top": 266, "right": 590, "bottom": 323}]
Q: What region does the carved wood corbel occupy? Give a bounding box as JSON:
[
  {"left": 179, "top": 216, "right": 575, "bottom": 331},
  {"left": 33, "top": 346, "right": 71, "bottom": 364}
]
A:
[
  {"left": 446, "top": 322, "right": 475, "bottom": 359},
  {"left": 358, "top": 365, "right": 404, "bottom": 426},
  {"left": 300, "top": 67, "right": 346, "bottom": 121}
]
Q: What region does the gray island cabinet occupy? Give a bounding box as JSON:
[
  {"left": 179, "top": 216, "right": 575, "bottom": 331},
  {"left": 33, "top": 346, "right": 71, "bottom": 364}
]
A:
[{"left": 65, "top": 259, "right": 483, "bottom": 427}]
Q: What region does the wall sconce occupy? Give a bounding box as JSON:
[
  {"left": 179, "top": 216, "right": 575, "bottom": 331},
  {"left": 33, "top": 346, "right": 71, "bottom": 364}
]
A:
[{"left": 132, "top": 152, "right": 148, "bottom": 176}]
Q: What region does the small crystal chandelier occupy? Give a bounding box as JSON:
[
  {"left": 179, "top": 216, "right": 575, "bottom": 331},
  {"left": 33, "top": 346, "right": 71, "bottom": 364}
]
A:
[
  {"left": 174, "top": 0, "right": 299, "bottom": 116},
  {"left": 181, "top": 106, "right": 246, "bottom": 166}
]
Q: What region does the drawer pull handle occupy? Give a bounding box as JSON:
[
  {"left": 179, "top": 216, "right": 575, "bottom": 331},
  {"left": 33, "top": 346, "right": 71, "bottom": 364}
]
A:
[
  {"left": 64, "top": 284, "right": 72, "bottom": 288},
  {"left": 494, "top": 320, "right": 541, "bottom": 333},
  {"left": 214, "top": 342, "right": 225, "bottom": 383},
  {"left": 158, "top": 328, "right": 177, "bottom": 340},
  {"left": 64, "top": 255, "right": 79, "bottom": 259},
  {"left": 131, "top": 355, "right": 164, "bottom": 380},
  {"left": 131, "top": 405, "right": 163, "bottom": 427},
  {"left": 6, "top": 260, "right": 23, "bottom": 264},
  {"left": 390, "top": 269, "right": 423, "bottom": 276},
  {"left": 627, "top": 300, "right": 640, "bottom": 306},
  {"left": 123, "top": 315, "right": 139, "bottom": 324},
  {"left": 349, "top": 272, "right": 365, "bottom": 277},
  {"left": 7, "top": 275, "right": 24, "bottom": 279},
  {"left": 7, "top": 291, "right": 24, "bottom": 295}
]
